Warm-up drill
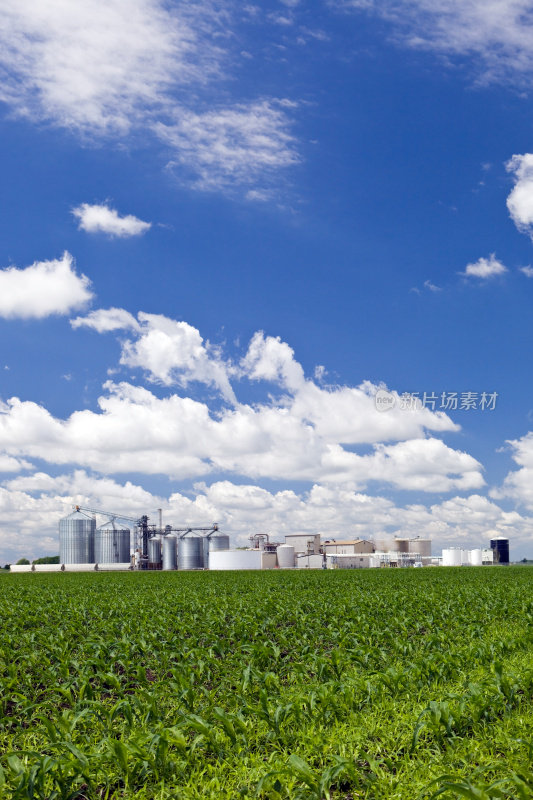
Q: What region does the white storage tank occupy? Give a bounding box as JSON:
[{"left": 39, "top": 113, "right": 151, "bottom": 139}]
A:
[
  {"left": 442, "top": 548, "right": 462, "bottom": 566},
  {"left": 276, "top": 544, "right": 295, "bottom": 569},
  {"left": 470, "top": 548, "right": 483, "bottom": 566}
]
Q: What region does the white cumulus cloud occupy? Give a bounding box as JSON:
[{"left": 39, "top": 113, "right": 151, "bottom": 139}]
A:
[
  {"left": 506, "top": 154, "right": 533, "bottom": 239},
  {"left": 463, "top": 253, "right": 507, "bottom": 279},
  {"left": 491, "top": 432, "right": 533, "bottom": 510},
  {"left": 120, "top": 313, "right": 237, "bottom": 402},
  {"left": 0, "top": 252, "right": 93, "bottom": 319},
  {"left": 72, "top": 203, "right": 151, "bottom": 237},
  {"left": 71, "top": 307, "right": 140, "bottom": 333}
]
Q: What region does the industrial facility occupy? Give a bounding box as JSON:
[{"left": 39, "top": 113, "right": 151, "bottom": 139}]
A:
[{"left": 8, "top": 505, "right": 511, "bottom": 572}]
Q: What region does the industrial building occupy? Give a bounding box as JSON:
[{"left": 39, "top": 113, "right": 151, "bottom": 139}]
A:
[
  {"left": 322, "top": 539, "right": 375, "bottom": 555},
  {"left": 8, "top": 507, "right": 511, "bottom": 572}
]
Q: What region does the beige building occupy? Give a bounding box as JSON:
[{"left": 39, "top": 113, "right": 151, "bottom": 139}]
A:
[
  {"left": 284, "top": 533, "right": 321, "bottom": 554},
  {"left": 322, "top": 539, "right": 375, "bottom": 555}
]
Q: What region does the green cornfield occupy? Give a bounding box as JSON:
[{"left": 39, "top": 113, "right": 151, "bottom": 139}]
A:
[{"left": 0, "top": 567, "right": 532, "bottom": 799}]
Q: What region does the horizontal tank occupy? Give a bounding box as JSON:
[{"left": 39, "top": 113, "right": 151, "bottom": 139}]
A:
[
  {"left": 178, "top": 535, "right": 205, "bottom": 570},
  {"left": 95, "top": 520, "right": 130, "bottom": 564},
  {"left": 162, "top": 535, "right": 178, "bottom": 570},
  {"left": 60, "top": 509, "right": 95, "bottom": 564},
  {"left": 209, "top": 549, "right": 262, "bottom": 570}
]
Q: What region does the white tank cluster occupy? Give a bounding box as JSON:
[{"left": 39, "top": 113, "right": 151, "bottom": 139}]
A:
[{"left": 441, "top": 547, "right": 494, "bottom": 566}]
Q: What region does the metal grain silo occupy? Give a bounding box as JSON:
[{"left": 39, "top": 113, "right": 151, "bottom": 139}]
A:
[
  {"left": 59, "top": 509, "right": 95, "bottom": 564},
  {"left": 147, "top": 536, "right": 162, "bottom": 569},
  {"left": 203, "top": 531, "right": 229, "bottom": 569},
  {"left": 208, "top": 531, "right": 230, "bottom": 552},
  {"left": 95, "top": 520, "right": 130, "bottom": 564},
  {"left": 162, "top": 535, "right": 178, "bottom": 570},
  {"left": 178, "top": 535, "right": 205, "bottom": 570}
]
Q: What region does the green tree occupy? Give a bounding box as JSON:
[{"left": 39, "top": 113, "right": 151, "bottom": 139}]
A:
[
  {"left": 32, "top": 555, "right": 60, "bottom": 565},
  {"left": 15, "top": 558, "right": 30, "bottom": 565}
]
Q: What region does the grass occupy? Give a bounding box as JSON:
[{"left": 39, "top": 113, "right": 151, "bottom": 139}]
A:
[{"left": 0, "top": 567, "right": 531, "bottom": 798}]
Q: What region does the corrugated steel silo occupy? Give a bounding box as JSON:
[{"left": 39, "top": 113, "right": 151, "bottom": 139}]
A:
[
  {"left": 95, "top": 520, "right": 130, "bottom": 564},
  {"left": 148, "top": 536, "right": 162, "bottom": 569},
  {"left": 59, "top": 509, "right": 95, "bottom": 564},
  {"left": 203, "top": 531, "right": 230, "bottom": 569},
  {"left": 178, "top": 535, "right": 205, "bottom": 570},
  {"left": 162, "top": 535, "right": 178, "bottom": 570},
  {"left": 208, "top": 532, "right": 230, "bottom": 552}
]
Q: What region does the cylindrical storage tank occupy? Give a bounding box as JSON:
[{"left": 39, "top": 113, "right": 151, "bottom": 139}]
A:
[
  {"left": 59, "top": 509, "right": 95, "bottom": 564},
  {"left": 178, "top": 535, "right": 205, "bottom": 570},
  {"left": 95, "top": 520, "right": 130, "bottom": 564},
  {"left": 204, "top": 531, "right": 230, "bottom": 569},
  {"left": 277, "top": 544, "right": 295, "bottom": 569},
  {"left": 470, "top": 548, "right": 483, "bottom": 566},
  {"left": 414, "top": 539, "right": 432, "bottom": 558},
  {"left": 162, "top": 535, "right": 178, "bottom": 570},
  {"left": 461, "top": 549, "right": 470, "bottom": 565},
  {"left": 490, "top": 537, "right": 509, "bottom": 564},
  {"left": 442, "top": 547, "right": 462, "bottom": 567},
  {"left": 395, "top": 538, "right": 410, "bottom": 553},
  {"left": 147, "top": 536, "right": 162, "bottom": 569},
  {"left": 208, "top": 532, "right": 230, "bottom": 552}
]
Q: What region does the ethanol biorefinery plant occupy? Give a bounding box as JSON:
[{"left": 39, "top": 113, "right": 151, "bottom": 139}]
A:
[{"left": 9, "top": 504, "right": 511, "bottom": 571}]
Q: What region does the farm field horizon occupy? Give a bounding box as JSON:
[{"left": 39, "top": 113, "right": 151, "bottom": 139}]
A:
[{"left": 1, "top": 568, "right": 532, "bottom": 799}]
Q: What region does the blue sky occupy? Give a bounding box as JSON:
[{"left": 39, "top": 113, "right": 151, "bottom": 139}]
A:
[{"left": 1, "top": 0, "right": 533, "bottom": 562}]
